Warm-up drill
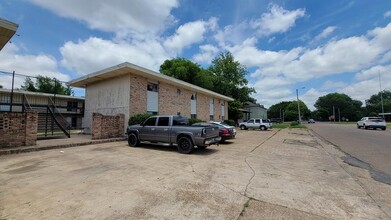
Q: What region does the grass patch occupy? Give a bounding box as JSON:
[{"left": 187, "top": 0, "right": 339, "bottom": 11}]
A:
[{"left": 272, "top": 122, "right": 307, "bottom": 129}]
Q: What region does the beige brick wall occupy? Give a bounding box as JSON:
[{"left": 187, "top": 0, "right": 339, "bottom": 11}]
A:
[
  {"left": 212, "top": 99, "right": 228, "bottom": 121},
  {"left": 158, "top": 83, "right": 191, "bottom": 117},
  {"left": 196, "top": 93, "right": 210, "bottom": 121},
  {"left": 128, "top": 75, "right": 230, "bottom": 122},
  {"left": 92, "top": 113, "right": 125, "bottom": 139},
  {"left": 129, "top": 75, "right": 148, "bottom": 115},
  {"left": 0, "top": 111, "right": 38, "bottom": 148}
]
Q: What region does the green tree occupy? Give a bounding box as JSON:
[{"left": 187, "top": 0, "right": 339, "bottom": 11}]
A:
[
  {"left": 160, "top": 58, "right": 214, "bottom": 90},
  {"left": 267, "top": 101, "right": 292, "bottom": 119},
  {"left": 21, "top": 77, "right": 37, "bottom": 92},
  {"left": 314, "top": 93, "right": 363, "bottom": 121},
  {"left": 208, "top": 52, "right": 255, "bottom": 102},
  {"left": 365, "top": 90, "right": 391, "bottom": 116},
  {"left": 284, "top": 101, "right": 311, "bottom": 121},
  {"left": 21, "top": 75, "right": 72, "bottom": 95},
  {"left": 208, "top": 52, "right": 255, "bottom": 123},
  {"left": 160, "top": 53, "right": 255, "bottom": 123}
]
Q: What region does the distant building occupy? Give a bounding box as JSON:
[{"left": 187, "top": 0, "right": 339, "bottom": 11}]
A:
[
  {"left": 379, "top": 113, "right": 391, "bottom": 122},
  {"left": 0, "top": 88, "right": 85, "bottom": 129},
  {"left": 243, "top": 101, "right": 268, "bottom": 120},
  {"left": 0, "top": 18, "right": 19, "bottom": 51}
]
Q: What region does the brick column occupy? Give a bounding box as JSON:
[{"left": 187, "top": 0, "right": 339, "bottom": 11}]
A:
[
  {"left": 118, "top": 114, "right": 125, "bottom": 136},
  {"left": 25, "top": 111, "right": 38, "bottom": 146},
  {"left": 92, "top": 113, "right": 103, "bottom": 139}
]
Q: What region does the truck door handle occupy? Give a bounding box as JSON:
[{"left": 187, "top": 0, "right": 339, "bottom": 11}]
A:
[
  {"left": 164, "top": 129, "right": 168, "bottom": 131},
  {"left": 151, "top": 128, "right": 155, "bottom": 131}
]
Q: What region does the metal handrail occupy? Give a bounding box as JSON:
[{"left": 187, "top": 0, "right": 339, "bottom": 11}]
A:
[
  {"left": 48, "top": 96, "right": 71, "bottom": 137},
  {"left": 22, "top": 93, "right": 32, "bottom": 112}
]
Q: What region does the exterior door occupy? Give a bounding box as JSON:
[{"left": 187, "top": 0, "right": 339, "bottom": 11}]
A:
[
  {"left": 138, "top": 117, "right": 157, "bottom": 141},
  {"left": 154, "top": 117, "right": 170, "bottom": 143}
]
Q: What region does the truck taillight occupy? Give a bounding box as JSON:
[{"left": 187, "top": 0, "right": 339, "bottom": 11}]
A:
[{"left": 222, "top": 129, "right": 229, "bottom": 134}]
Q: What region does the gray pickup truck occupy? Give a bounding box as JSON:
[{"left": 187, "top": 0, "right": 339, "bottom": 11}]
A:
[{"left": 126, "top": 115, "right": 221, "bottom": 154}]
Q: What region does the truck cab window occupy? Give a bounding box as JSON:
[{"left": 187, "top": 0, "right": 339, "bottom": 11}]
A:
[
  {"left": 144, "top": 117, "right": 157, "bottom": 126},
  {"left": 157, "top": 117, "right": 169, "bottom": 126}
]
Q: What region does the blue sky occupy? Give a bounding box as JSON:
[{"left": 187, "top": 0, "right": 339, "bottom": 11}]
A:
[{"left": 1, "top": 0, "right": 391, "bottom": 109}]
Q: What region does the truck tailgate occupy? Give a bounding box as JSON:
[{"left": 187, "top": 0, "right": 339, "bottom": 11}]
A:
[{"left": 204, "top": 126, "right": 219, "bottom": 138}]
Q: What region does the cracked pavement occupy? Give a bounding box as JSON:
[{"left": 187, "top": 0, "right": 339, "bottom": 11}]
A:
[{"left": 1, "top": 128, "right": 390, "bottom": 219}]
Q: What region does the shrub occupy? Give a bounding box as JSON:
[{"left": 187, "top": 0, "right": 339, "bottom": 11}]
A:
[
  {"left": 128, "top": 113, "right": 154, "bottom": 125},
  {"left": 290, "top": 121, "right": 299, "bottom": 126},
  {"left": 188, "top": 118, "right": 204, "bottom": 125},
  {"left": 223, "top": 119, "right": 236, "bottom": 126}
]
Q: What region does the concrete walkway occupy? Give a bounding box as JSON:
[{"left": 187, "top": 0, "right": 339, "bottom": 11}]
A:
[{"left": 0, "top": 134, "right": 126, "bottom": 156}]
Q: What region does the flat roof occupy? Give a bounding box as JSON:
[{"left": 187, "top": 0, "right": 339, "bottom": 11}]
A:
[
  {"left": 0, "top": 18, "right": 19, "bottom": 51},
  {"left": 0, "top": 88, "right": 85, "bottom": 100},
  {"left": 68, "top": 62, "right": 234, "bottom": 102}
]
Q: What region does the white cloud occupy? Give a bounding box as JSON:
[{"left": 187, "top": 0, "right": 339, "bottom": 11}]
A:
[
  {"left": 60, "top": 37, "right": 169, "bottom": 74},
  {"left": 29, "top": 0, "right": 179, "bottom": 36},
  {"left": 0, "top": 44, "right": 68, "bottom": 89},
  {"left": 384, "top": 10, "right": 391, "bottom": 18},
  {"left": 164, "top": 18, "right": 217, "bottom": 54},
  {"left": 214, "top": 21, "right": 251, "bottom": 46},
  {"left": 192, "top": 44, "right": 219, "bottom": 64},
  {"left": 355, "top": 65, "right": 391, "bottom": 81},
  {"left": 301, "top": 88, "right": 327, "bottom": 110},
  {"left": 321, "top": 80, "right": 347, "bottom": 90},
  {"left": 340, "top": 73, "right": 391, "bottom": 104},
  {"left": 314, "top": 26, "right": 337, "bottom": 41},
  {"left": 238, "top": 23, "right": 391, "bottom": 107},
  {"left": 233, "top": 22, "right": 391, "bottom": 85},
  {"left": 251, "top": 4, "right": 305, "bottom": 36}
]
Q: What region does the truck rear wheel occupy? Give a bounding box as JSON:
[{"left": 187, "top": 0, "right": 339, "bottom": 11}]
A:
[
  {"left": 128, "top": 133, "right": 140, "bottom": 147},
  {"left": 260, "top": 126, "right": 267, "bottom": 131},
  {"left": 177, "top": 136, "right": 194, "bottom": 154}
]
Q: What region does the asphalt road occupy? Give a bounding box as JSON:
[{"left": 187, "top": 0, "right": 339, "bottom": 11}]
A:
[{"left": 308, "top": 122, "right": 391, "bottom": 176}]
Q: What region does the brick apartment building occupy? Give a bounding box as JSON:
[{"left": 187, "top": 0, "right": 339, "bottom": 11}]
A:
[{"left": 69, "top": 62, "right": 234, "bottom": 134}]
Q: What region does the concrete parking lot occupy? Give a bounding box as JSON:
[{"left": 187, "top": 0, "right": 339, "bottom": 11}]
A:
[{"left": 1, "top": 128, "right": 390, "bottom": 219}]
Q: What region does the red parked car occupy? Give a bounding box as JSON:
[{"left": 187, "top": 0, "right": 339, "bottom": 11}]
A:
[{"left": 192, "top": 122, "right": 236, "bottom": 142}]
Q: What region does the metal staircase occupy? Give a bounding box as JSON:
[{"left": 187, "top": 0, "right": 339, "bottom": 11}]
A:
[{"left": 30, "top": 97, "right": 71, "bottom": 139}]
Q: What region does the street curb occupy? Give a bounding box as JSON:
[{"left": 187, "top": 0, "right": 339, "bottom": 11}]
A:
[{"left": 0, "top": 137, "right": 127, "bottom": 156}]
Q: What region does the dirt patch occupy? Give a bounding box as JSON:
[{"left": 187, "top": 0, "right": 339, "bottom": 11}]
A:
[{"left": 283, "top": 139, "right": 318, "bottom": 148}]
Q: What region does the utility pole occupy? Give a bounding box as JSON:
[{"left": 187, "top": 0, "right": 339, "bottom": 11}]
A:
[
  {"left": 10, "top": 71, "right": 15, "bottom": 112},
  {"left": 379, "top": 72, "right": 385, "bottom": 119},
  {"left": 296, "top": 89, "right": 301, "bottom": 124},
  {"left": 333, "top": 105, "right": 336, "bottom": 122},
  {"left": 338, "top": 107, "right": 341, "bottom": 122}
]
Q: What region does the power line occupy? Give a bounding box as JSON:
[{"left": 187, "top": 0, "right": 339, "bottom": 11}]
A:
[{"left": 0, "top": 70, "right": 69, "bottom": 84}]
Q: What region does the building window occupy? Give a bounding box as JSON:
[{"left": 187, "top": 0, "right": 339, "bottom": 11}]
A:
[
  {"left": 210, "top": 115, "right": 214, "bottom": 121},
  {"left": 191, "top": 114, "right": 197, "bottom": 119},
  {"left": 191, "top": 93, "right": 197, "bottom": 100},
  {"left": 147, "top": 82, "right": 158, "bottom": 112},
  {"left": 147, "top": 82, "right": 158, "bottom": 92},
  {"left": 191, "top": 93, "right": 197, "bottom": 115},
  {"left": 146, "top": 111, "right": 158, "bottom": 115},
  {"left": 67, "top": 101, "right": 78, "bottom": 111},
  {"left": 209, "top": 97, "right": 214, "bottom": 118}
]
